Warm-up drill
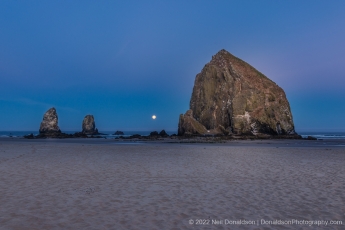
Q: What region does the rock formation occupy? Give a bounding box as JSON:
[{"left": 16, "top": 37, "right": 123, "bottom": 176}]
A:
[
  {"left": 82, "top": 115, "right": 99, "bottom": 135},
  {"left": 178, "top": 110, "right": 207, "bottom": 136},
  {"left": 159, "top": 130, "right": 169, "bottom": 137},
  {"left": 114, "top": 131, "right": 124, "bottom": 135},
  {"left": 149, "top": 131, "right": 159, "bottom": 136},
  {"left": 39, "top": 108, "right": 61, "bottom": 134},
  {"left": 178, "top": 49, "right": 296, "bottom": 136},
  {"left": 30, "top": 108, "right": 94, "bottom": 138}
]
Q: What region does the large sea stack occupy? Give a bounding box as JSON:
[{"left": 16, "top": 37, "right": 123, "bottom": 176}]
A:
[
  {"left": 82, "top": 115, "right": 99, "bottom": 135},
  {"left": 39, "top": 107, "right": 61, "bottom": 134},
  {"left": 178, "top": 49, "right": 296, "bottom": 136}
]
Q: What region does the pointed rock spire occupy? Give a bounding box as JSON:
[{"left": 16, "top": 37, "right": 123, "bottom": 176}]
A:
[
  {"left": 82, "top": 115, "right": 99, "bottom": 135},
  {"left": 39, "top": 107, "right": 61, "bottom": 134}
]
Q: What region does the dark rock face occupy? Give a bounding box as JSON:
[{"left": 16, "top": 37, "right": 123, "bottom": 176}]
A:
[
  {"left": 179, "top": 49, "right": 296, "bottom": 136},
  {"left": 306, "top": 136, "right": 317, "bottom": 140},
  {"left": 25, "top": 131, "right": 89, "bottom": 139},
  {"left": 149, "top": 130, "right": 169, "bottom": 137},
  {"left": 178, "top": 110, "right": 207, "bottom": 135},
  {"left": 39, "top": 108, "right": 61, "bottom": 134},
  {"left": 71, "top": 132, "right": 89, "bottom": 138},
  {"left": 82, "top": 115, "right": 99, "bottom": 135},
  {"left": 24, "top": 133, "right": 35, "bottom": 139},
  {"left": 150, "top": 131, "right": 159, "bottom": 136},
  {"left": 159, "top": 130, "right": 169, "bottom": 137},
  {"left": 114, "top": 131, "right": 124, "bottom": 135}
]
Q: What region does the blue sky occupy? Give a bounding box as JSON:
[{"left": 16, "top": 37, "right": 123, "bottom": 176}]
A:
[{"left": 1, "top": 0, "right": 344, "bottom": 132}]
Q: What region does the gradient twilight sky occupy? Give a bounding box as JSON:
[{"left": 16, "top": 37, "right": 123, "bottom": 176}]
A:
[{"left": 1, "top": 0, "right": 344, "bottom": 132}]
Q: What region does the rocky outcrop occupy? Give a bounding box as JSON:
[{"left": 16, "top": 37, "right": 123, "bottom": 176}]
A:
[
  {"left": 150, "top": 131, "right": 159, "bottom": 136},
  {"left": 26, "top": 132, "right": 89, "bottom": 139},
  {"left": 179, "top": 49, "right": 296, "bottom": 136},
  {"left": 306, "top": 136, "right": 317, "bottom": 140},
  {"left": 149, "top": 130, "right": 169, "bottom": 137},
  {"left": 178, "top": 110, "right": 207, "bottom": 135},
  {"left": 82, "top": 115, "right": 99, "bottom": 135},
  {"left": 114, "top": 131, "right": 124, "bottom": 135},
  {"left": 159, "top": 130, "right": 169, "bottom": 137},
  {"left": 30, "top": 109, "right": 99, "bottom": 138},
  {"left": 39, "top": 108, "right": 61, "bottom": 134}
]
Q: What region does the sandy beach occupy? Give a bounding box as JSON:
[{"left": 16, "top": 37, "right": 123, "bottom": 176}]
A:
[{"left": 0, "top": 138, "right": 344, "bottom": 229}]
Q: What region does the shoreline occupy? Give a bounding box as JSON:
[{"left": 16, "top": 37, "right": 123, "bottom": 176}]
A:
[{"left": 1, "top": 137, "right": 345, "bottom": 148}]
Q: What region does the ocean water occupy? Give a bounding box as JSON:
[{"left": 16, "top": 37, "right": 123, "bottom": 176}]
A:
[
  {"left": 1, "top": 131, "right": 344, "bottom": 140},
  {"left": 0, "top": 131, "right": 177, "bottom": 139},
  {"left": 298, "top": 132, "right": 345, "bottom": 140}
]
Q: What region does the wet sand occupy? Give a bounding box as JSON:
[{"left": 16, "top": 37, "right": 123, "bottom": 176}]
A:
[{"left": 0, "top": 138, "right": 344, "bottom": 229}]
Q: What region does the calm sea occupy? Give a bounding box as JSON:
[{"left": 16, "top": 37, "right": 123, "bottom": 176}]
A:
[
  {"left": 298, "top": 132, "right": 345, "bottom": 140},
  {"left": 1, "top": 131, "right": 345, "bottom": 140}
]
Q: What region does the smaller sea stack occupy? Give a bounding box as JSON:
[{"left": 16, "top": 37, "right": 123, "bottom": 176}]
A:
[
  {"left": 82, "top": 115, "right": 99, "bottom": 135},
  {"left": 39, "top": 107, "right": 61, "bottom": 134}
]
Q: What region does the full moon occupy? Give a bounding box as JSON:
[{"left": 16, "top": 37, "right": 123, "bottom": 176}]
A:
[{"left": 152, "top": 115, "right": 156, "bottom": 120}]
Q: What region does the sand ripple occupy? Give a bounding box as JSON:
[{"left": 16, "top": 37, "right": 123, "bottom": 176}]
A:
[{"left": 0, "top": 141, "right": 344, "bottom": 229}]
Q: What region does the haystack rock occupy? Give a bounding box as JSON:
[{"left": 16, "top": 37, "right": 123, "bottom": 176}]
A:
[
  {"left": 39, "top": 107, "right": 61, "bottom": 134},
  {"left": 178, "top": 49, "right": 296, "bottom": 136},
  {"left": 82, "top": 115, "right": 99, "bottom": 135}
]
